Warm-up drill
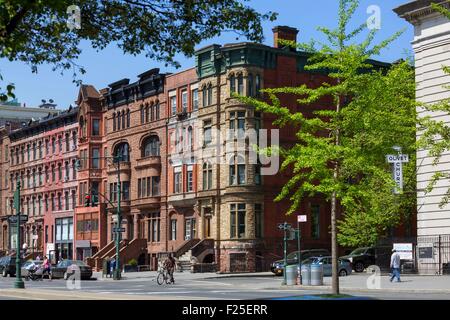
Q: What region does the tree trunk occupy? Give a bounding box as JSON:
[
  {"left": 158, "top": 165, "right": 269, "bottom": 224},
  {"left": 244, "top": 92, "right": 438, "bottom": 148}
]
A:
[{"left": 331, "top": 188, "right": 339, "bottom": 295}]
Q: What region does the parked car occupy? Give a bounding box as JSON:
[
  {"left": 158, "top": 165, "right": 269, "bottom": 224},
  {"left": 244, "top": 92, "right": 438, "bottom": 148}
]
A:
[
  {"left": 340, "top": 246, "right": 391, "bottom": 272},
  {"left": 302, "top": 256, "right": 352, "bottom": 276},
  {"left": 51, "top": 260, "right": 93, "bottom": 280},
  {"left": 270, "top": 249, "right": 330, "bottom": 276},
  {"left": 0, "top": 256, "right": 16, "bottom": 277},
  {"left": 21, "top": 260, "right": 43, "bottom": 277}
]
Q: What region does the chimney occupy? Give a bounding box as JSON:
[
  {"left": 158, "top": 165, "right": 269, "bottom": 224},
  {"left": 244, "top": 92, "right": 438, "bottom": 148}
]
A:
[{"left": 272, "top": 26, "right": 299, "bottom": 50}]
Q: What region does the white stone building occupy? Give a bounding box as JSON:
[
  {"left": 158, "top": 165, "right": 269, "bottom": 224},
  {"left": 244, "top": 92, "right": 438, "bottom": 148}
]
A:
[{"left": 395, "top": 0, "right": 450, "bottom": 274}]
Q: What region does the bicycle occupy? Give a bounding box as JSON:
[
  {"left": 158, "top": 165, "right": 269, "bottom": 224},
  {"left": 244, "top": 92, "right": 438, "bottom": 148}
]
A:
[{"left": 156, "top": 266, "right": 174, "bottom": 285}]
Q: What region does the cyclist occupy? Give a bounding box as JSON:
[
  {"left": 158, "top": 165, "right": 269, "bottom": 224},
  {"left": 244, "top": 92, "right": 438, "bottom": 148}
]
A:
[{"left": 163, "top": 254, "right": 176, "bottom": 284}]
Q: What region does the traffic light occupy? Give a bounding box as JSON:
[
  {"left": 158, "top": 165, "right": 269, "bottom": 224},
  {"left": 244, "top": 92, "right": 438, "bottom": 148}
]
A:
[{"left": 84, "top": 195, "right": 91, "bottom": 207}]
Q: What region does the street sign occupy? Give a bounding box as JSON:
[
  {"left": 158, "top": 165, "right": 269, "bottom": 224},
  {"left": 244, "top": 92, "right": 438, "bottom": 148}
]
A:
[
  {"left": 113, "top": 227, "right": 125, "bottom": 233},
  {"left": 386, "top": 154, "right": 409, "bottom": 163},
  {"left": 8, "top": 215, "right": 28, "bottom": 224},
  {"left": 277, "top": 223, "right": 292, "bottom": 230},
  {"left": 297, "top": 215, "right": 307, "bottom": 223}
]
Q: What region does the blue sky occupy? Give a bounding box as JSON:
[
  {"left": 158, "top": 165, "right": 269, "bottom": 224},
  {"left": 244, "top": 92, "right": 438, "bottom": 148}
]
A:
[{"left": 0, "top": 0, "right": 414, "bottom": 109}]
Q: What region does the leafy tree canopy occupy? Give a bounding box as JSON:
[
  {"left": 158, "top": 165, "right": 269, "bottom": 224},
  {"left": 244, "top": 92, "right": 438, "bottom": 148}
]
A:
[{"left": 0, "top": 0, "right": 277, "bottom": 100}]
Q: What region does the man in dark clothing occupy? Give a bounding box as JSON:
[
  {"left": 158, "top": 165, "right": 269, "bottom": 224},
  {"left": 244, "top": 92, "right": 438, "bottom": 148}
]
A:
[{"left": 164, "top": 254, "right": 176, "bottom": 284}]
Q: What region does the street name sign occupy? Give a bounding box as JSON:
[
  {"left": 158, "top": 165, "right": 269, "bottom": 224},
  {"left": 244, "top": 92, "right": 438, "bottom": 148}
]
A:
[
  {"left": 297, "top": 215, "right": 307, "bottom": 223},
  {"left": 113, "top": 227, "right": 125, "bottom": 233}
]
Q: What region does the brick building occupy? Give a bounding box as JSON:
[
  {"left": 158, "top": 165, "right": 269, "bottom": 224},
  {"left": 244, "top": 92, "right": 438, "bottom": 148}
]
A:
[{"left": 0, "top": 108, "right": 78, "bottom": 261}]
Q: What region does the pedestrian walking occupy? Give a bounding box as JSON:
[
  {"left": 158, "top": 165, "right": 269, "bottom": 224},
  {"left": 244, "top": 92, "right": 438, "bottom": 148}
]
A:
[
  {"left": 41, "top": 255, "right": 52, "bottom": 281},
  {"left": 110, "top": 257, "right": 116, "bottom": 277},
  {"left": 390, "top": 249, "right": 401, "bottom": 282}
]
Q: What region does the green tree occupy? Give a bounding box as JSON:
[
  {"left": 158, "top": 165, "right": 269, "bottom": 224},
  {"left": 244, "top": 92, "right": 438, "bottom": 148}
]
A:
[
  {"left": 418, "top": 4, "right": 450, "bottom": 207},
  {"left": 0, "top": 0, "right": 277, "bottom": 100},
  {"left": 239, "top": 0, "right": 416, "bottom": 294}
]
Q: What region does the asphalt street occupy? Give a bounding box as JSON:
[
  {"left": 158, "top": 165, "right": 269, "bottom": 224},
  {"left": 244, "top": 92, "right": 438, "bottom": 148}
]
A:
[{"left": 0, "top": 272, "right": 449, "bottom": 300}]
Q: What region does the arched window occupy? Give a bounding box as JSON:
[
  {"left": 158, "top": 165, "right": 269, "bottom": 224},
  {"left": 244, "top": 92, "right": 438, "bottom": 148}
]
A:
[
  {"left": 146, "top": 103, "right": 150, "bottom": 122},
  {"left": 112, "top": 113, "right": 116, "bottom": 131},
  {"left": 121, "top": 110, "right": 125, "bottom": 129},
  {"left": 142, "top": 136, "right": 160, "bottom": 157},
  {"left": 126, "top": 109, "right": 130, "bottom": 128},
  {"left": 140, "top": 105, "right": 145, "bottom": 124},
  {"left": 150, "top": 103, "right": 155, "bottom": 121},
  {"left": 155, "top": 103, "right": 160, "bottom": 120},
  {"left": 202, "top": 86, "right": 207, "bottom": 107},
  {"left": 80, "top": 116, "right": 85, "bottom": 137},
  {"left": 113, "top": 142, "right": 130, "bottom": 162},
  {"left": 248, "top": 74, "right": 254, "bottom": 97},
  {"left": 237, "top": 74, "right": 244, "bottom": 95},
  {"left": 203, "top": 162, "right": 212, "bottom": 190},
  {"left": 230, "top": 74, "right": 236, "bottom": 94},
  {"left": 207, "top": 85, "right": 212, "bottom": 106}
]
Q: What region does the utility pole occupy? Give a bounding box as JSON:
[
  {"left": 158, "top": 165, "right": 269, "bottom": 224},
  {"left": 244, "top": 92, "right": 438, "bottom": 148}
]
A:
[
  {"left": 114, "top": 158, "right": 122, "bottom": 280},
  {"left": 14, "top": 181, "right": 24, "bottom": 289}
]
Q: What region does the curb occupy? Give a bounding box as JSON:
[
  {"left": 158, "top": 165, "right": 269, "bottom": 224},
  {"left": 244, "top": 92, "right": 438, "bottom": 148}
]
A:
[{"left": 268, "top": 285, "right": 450, "bottom": 294}]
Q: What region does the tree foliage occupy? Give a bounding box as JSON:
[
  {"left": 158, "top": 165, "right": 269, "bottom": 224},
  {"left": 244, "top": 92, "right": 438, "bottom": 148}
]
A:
[
  {"left": 0, "top": 0, "right": 277, "bottom": 100},
  {"left": 239, "top": 0, "right": 416, "bottom": 248}
]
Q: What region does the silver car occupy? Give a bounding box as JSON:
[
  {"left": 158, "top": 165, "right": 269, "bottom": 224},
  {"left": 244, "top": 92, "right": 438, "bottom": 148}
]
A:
[{"left": 302, "top": 256, "right": 352, "bottom": 276}]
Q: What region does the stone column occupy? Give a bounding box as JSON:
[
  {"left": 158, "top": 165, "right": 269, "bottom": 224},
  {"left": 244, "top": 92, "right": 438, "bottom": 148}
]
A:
[{"left": 133, "top": 213, "right": 139, "bottom": 239}]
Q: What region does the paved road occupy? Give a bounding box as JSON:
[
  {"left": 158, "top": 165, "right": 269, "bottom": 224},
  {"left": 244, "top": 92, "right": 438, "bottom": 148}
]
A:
[{"left": 0, "top": 272, "right": 449, "bottom": 300}]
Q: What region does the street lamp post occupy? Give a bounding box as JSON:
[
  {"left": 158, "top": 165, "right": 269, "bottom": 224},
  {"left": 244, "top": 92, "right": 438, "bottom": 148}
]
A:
[{"left": 14, "top": 181, "right": 24, "bottom": 289}]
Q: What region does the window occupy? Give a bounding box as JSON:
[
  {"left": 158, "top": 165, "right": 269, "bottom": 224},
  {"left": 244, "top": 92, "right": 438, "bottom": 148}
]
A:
[
  {"left": 32, "top": 143, "right": 36, "bottom": 160},
  {"left": 150, "top": 104, "right": 155, "bottom": 121},
  {"left": 27, "top": 145, "right": 30, "bottom": 161},
  {"left": 126, "top": 110, "right": 130, "bottom": 128},
  {"left": 192, "top": 89, "right": 198, "bottom": 111},
  {"left": 58, "top": 163, "right": 62, "bottom": 181},
  {"left": 230, "top": 155, "right": 245, "bottom": 185},
  {"left": 255, "top": 74, "right": 261, "bottom": 95},
  {"left": 202, "top": 87, "right": 207, "bottom": 107},
  {"left": 170, "top": 95, "right": 177, "bottom": 116},
  {"left": 152, "top": 176, "right": 160, "bottom": 196},
  {"left": 230, "top": 203, "right": 246, "bottom": 238},
  {"left": 237, "top": 74, "right": 244, "bottom": 95},
  {"left": 255, "top": 204, "right": 263, "bottom": 238},
  {"left": 145, "top": 104, "right": 150, "bottom": 122},
  {"left": 92, "top": 148, "right": 100, "bottom": 169},
  {"left": 51, "top": 194, "right": 55, "bottom": 211},
  {"left": 230, "top": 111, "right": 246, "bottom": 138},
  {"left": 187, "top": 168, "right": 193, "bottom": 192},
  {"left": 311, "top": 205, "right": 320, "bottom": 239},
  {"left": 113, "top": 142, "right": 129, "bottom": 162},
  {"left": 248, "top": 74, "right": 254, "bottom": 96},
  {"left": 58, "top": 136, "right": 62, "bottom": 153},
  {"left": 72, "top": 160, "right": 76, "bottom": 180},
  {"left": 122, "top": 181, "right": 130, "bottom": 201},
  {"left": 255, "top": 161, "right": 261, "bottom": 185},
  {"left": 148, "top": 212, "right": 160, "bottom": 242},
  {"left": 170, "top": 219, "right": 177, "bottom": 241},
  {"left": 142, "top": 136, "right": 160, "bottom": 157},
  {"left": 57, "top": 193, "right": 62, "bottom": 210},
  {"left": 202, "top": 162, "right": 212, "bottom": 190},
  {"left": 140, "top": 105, "right": 145, "bottom": 124},
  {"left": 181, "top": 90, "right": 188, "bottom": 113},
  {"left": 72, "top": 191, "right": 76, "bottom": 210},
  {"left": 203, "top": 120, "right": 212, "bottom": 145},
  {"left": 52, "top": 138, "right": 56, "bottom": 153},
  {"left": 207, "top": 85, "right": 212, "bottom": 106},
  {"left": 187, "top": 126, "right": 193, "bottom": 150},
  {"left": 230, "top": 75, "right": 236, "bottom": 94},
  {"left": 65, "top": 162, "right": 69, "bottom": 180},
  {"left": 92, "top": 119, "right": 100, "bottom": 136},
  {"left": 184, "top": 218, "right": 196, "bottom": 240},
  {"left": 72, "top": 132, "right": 77, "bottom": 149},
  {"left": 65, "top": 133, "right": 70, "bottom": 152},
  {"left": 155, "top": 103, "right": 160, "bottom": 120},
  {"left": 65, "top": 192, "right": 69, "bottom": 210},
  {"left": 174, "top": 169, "right": 182, "bottom": 194}
]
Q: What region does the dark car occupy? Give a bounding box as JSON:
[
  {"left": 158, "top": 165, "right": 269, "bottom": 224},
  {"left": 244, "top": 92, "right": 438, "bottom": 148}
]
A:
[
  {"left": 270, "top": 249, "right": 330, "bottom": 276},
  {"left": 51, "top": 260, "right": 93, "bottom": 280},
  {"left": 0, "top": 256, "right": 16, "bottom": 277},
  {"left": 340, "top": 246, "right": 391, "bottom": 272}
]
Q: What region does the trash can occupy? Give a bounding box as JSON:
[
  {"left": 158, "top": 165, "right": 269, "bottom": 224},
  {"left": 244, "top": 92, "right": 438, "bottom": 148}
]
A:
[
  {"left": 301, "top": 264, "right": 311, "bottom": 285},
  {"left": 310, "top": 264, "right": 323, "bottom": 286},
  {"left": 286, "top": 265, "right": 298, "bottom": 286}
]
